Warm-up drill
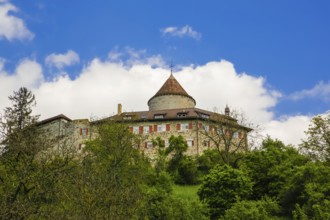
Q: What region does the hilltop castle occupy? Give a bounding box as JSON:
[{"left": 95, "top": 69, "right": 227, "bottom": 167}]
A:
[{"left": 38, "top": 73, "right": 251, "bottom": 159}]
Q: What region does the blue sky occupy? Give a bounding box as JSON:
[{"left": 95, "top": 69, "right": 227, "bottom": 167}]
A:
[{"left": 1, "top": 0, "right": 330, "bottom": 145}]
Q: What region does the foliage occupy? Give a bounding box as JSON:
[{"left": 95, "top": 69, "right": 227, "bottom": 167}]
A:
[
  {"left": 198, "top": 164, "right": 253, "bottom": 219},
  {"left": 281, "top": 162, "right": 330, "bottom": 219},
  {"left": 241, "top": 137, "right": 308, "bottom": 200},
  {"left": 300, "top": 114, "right": 330, "bottom": 162},
  {"left": 2, "top": 87, "right": 38, "bottom": 134},
  {"left": 199, "top": 109, "right": 254, "bottom": 166},
  {"left": 165, "top": 135, "right": 200, "bottom": 184},
  {"left": 56, "top": 122, "right": 150, "bottom": 219},
  {"left": 221, "top": 196, "right": 282, "bottom": 220},
  {"left": 0, "top": 88, "right": 73, "bottom": 219}
]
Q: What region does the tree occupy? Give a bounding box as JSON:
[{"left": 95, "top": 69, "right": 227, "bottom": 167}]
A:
[
  {"left": 221, "top": 197, "right": 281, "bottom": 220},
  {"left": 198, "top": 164, "right": 253, "bottom": 219},
  {"left": 54, "top": 122, "right": 150, "bottom": 219},
  {"left": 164, "top": 135, "right": 199, "bottom": 184},
  {"left": 199, "top": 108, "right": 255, "bottom": 166},
  {"left": 0, "top": 88, "right": 74, "bottom": 219},
  {"left": 281, "top": 162, "right": 330, "bottom": 219},
  {"left": 241, "top": 137, "right": 308, "bottom": 200},
  {"left": 300, "top": 114, "right": 330, "bottom": 162},
  {"left": 3, "top": 87, "right": 38, "bottom": 132}
]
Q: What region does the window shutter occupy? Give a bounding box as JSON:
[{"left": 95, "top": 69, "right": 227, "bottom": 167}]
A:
[
  {"left": 149, "top": 125, "right": 153, "bottom": 132},
  {"left": 80, "top": 128, "right": 82, "bottom": 135},
  {"left": 192, "top": 140, "right": 194, "bottom": 146},
  {"left": 189, "top": 123, "right": 193, "bottom": 129},
  {"left": 198, "top": 123, "right": 202, "bottom": 129},
  {"left": 139, "top": 126, "right": 143, "bottom": 134},
  {"left": 154, "top": 125, "right": 157, "bottom": 132},
  {"left": 78, "top": 144, "right": 82, "bottom": 150},
  {"left": 129, "top": 127, "right": 133, "bottom": 132},
  {"left": 144, "top": 142, "right": 147, "bottom": 148},
  {"left": 239, "top": 132, "right": 242, "bottom": 139},
  {"left": 166, "top": 124, "right": 170, "bottom": 131},
  {"left": 177, "top": 124, "right": 181, "bottom": 130},
  {"left": 86, "top": 128, "right": 89, "bottom": 135}
]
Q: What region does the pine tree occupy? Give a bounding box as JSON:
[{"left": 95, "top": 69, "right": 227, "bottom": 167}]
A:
[{"left": 4, "top": 87, "right": 38, "bottom": 133}]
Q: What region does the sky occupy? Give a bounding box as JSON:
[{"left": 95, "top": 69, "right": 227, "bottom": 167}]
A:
[{"left": 1, "top": 0, "right": 330, "bottom": 146}]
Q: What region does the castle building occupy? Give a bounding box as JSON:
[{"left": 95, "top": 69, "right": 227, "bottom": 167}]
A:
[{"left": 38, "top": 73, "right": 251, "bottom": 159}]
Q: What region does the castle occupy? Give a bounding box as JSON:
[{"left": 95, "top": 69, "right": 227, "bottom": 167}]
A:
[{"left": 38, "top": 73, "right": 251, "bottom": 159}]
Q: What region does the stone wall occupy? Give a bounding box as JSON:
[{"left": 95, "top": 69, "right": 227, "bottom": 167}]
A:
[{"left": 148, "top": 95, "right": 195, "bottom": 111}]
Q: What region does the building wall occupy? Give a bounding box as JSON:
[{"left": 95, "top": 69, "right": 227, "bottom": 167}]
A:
[
  {"left": 148, "top": 95, "right": 195, "bottom": 111},
  {"left": 127, "top": 119, "right": 248, "bottom": 161}
]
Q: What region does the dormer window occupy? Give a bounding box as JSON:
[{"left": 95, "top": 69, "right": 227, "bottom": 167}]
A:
[
  {"left": 200, "top": 113, "right": 210, "bottom": 119},
  {"left": 123, "top": 115, "right": 132, "bottom": 120},
  {"left": 154, "top": 114, "right": 165, "bottom": 119},
  {"left": 177, "top": 112, "right": 187, "bottom": 118},
  {"left": 141, "top": 115, "right": 147, "bottom": 119}
]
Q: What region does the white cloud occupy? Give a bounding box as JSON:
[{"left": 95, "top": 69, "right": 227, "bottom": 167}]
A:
[
  {"left": 161, "top": 25, "right": 202, "bottom": 40},
  {"left": 0, "top": 58, "right": 43, "bottom": 110},
  {"left": 0, "top": 53, "right": 315, "bottom": 147},
  {"left": 0, "top": 1, "right": 34, "bottom": 41},
  {"left": 262, "top": 115, "right": 311, "bottom": 146},
  {"left": 289, "top": 81, "right": 330, "bottom": 101},
  {"left": 45, "top": 50, "right": 80, "bottom": 69}
]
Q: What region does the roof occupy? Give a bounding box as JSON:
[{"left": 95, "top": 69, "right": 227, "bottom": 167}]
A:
[
  {"left": 148, "top": 74, "right": 196, "bottom": 104},
  {"left": 37, "top": 114, "right": 72, "bottom": 126},
  {"left": 100, "top": 107, "right": 252, "bottom": 132}
]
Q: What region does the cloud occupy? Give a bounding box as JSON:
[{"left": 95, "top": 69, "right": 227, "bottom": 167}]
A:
[
  {"left": 289, "top": 81, "right": 330, "bottom": 101},
  {"left": 0, "top": 52, "right": 314, "bottom": 147},
  {"left": 0, "top": 0, "right": 34, "bottom": 41},
  {"left": 262, "top": 115, "right": 311, "bottom": 146},
  {"left": 0, "top": 58, "right": 43, "bottom": 109},
  {"left": 108, "top": 47, "right": 166, "bottom": 68},
  {"left": 45, "top": 50, "right": 80, "bottom": 69},
  {"left": 161, "top": 25, "right": 202, "bottom": 40}
]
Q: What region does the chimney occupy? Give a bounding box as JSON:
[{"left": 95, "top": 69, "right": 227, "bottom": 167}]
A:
[{"left": 117, "top": 103, "right": 122, "bottom": 115}]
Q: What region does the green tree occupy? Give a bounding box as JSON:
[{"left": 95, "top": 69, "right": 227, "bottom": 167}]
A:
[
  {"left": 241, "top": 137, "right": 308, "bottom": 200},
  {"left": 300, "top": 114, "right": 330, "bottom": 162},
  {"left": 53, "top": 122, "right": 150, "bottom": 219},
  {"left": 0, "top": 88, "right": 74, "bottom": 219},
  {"left": 165, "top": 135, "right": 200, "bottom": 184},
  {"left": 281, "top": 162, "right": 330, "bottom": 219},
  {"left": 198, "top": 164, "right": 253, "bottom": 219},
  {"left": 3, "top": 87, "right": 38, "bottom": 132},
  {"left": 222, "top": 196, "right": 281, "bottom": 220}
]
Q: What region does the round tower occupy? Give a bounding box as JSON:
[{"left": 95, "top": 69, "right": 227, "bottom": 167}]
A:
[{"left": 148, "top": 74, "right": 196, "bottom": 111}]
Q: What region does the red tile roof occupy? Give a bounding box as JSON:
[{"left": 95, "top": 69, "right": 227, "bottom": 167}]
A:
[{"left": 148, "top": 74, "right": 195, "bottom": 104}]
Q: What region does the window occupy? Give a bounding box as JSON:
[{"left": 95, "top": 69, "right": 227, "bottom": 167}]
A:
[
  {"left": 203, "top": 140, "right": 210, "bottom": 147},
  {"left": 123, "top": 116, "right": 132, "bottom": 120},
  {"left": 146, "top": 141, "right": 153, "bottom": 149},
  {"left": 233, "top": 132, "right": 239, "bottom": 139},
  {"left": 181, "top": 123, "right": 189, "bottom": 131},
  {"left": 200, "top": 113, "right": 210, "bottom": 119},
  {"left": 154, "top": 114, "right": 164, "bottom": 119},
  {"left": 133, "top": 126, "right": 139, "bottom": 134},
  {"left": 157, "top": 124, "right": 166, "bottom": 132},
  {"left": 165, "top": 139, "right": 169, "bottom": 147},
  {"left": 187, "top": 139, "right": 194, "bottom": 147},
  {"left": 141, "top": 115, "right": 147, "bottom": 119},
  {"left": 203, "top": 124, "right": 209, "bottom": 132},
  {"left": 78, "top": 143, "right": 85, "bottom": 150},
  {"left": 143, "top": 126, "right": 149, "bottom": 134},
  {"left": 177, "top": 112, "right": 187, "bottom": 118},
  {"left": 80, "top": 128, "right": 88, "bottom": 136}
]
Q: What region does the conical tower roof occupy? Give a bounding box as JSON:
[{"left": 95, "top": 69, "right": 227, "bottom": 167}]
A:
[{"left": 148, "top": 74, "right": 196, "bottom": 105}]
